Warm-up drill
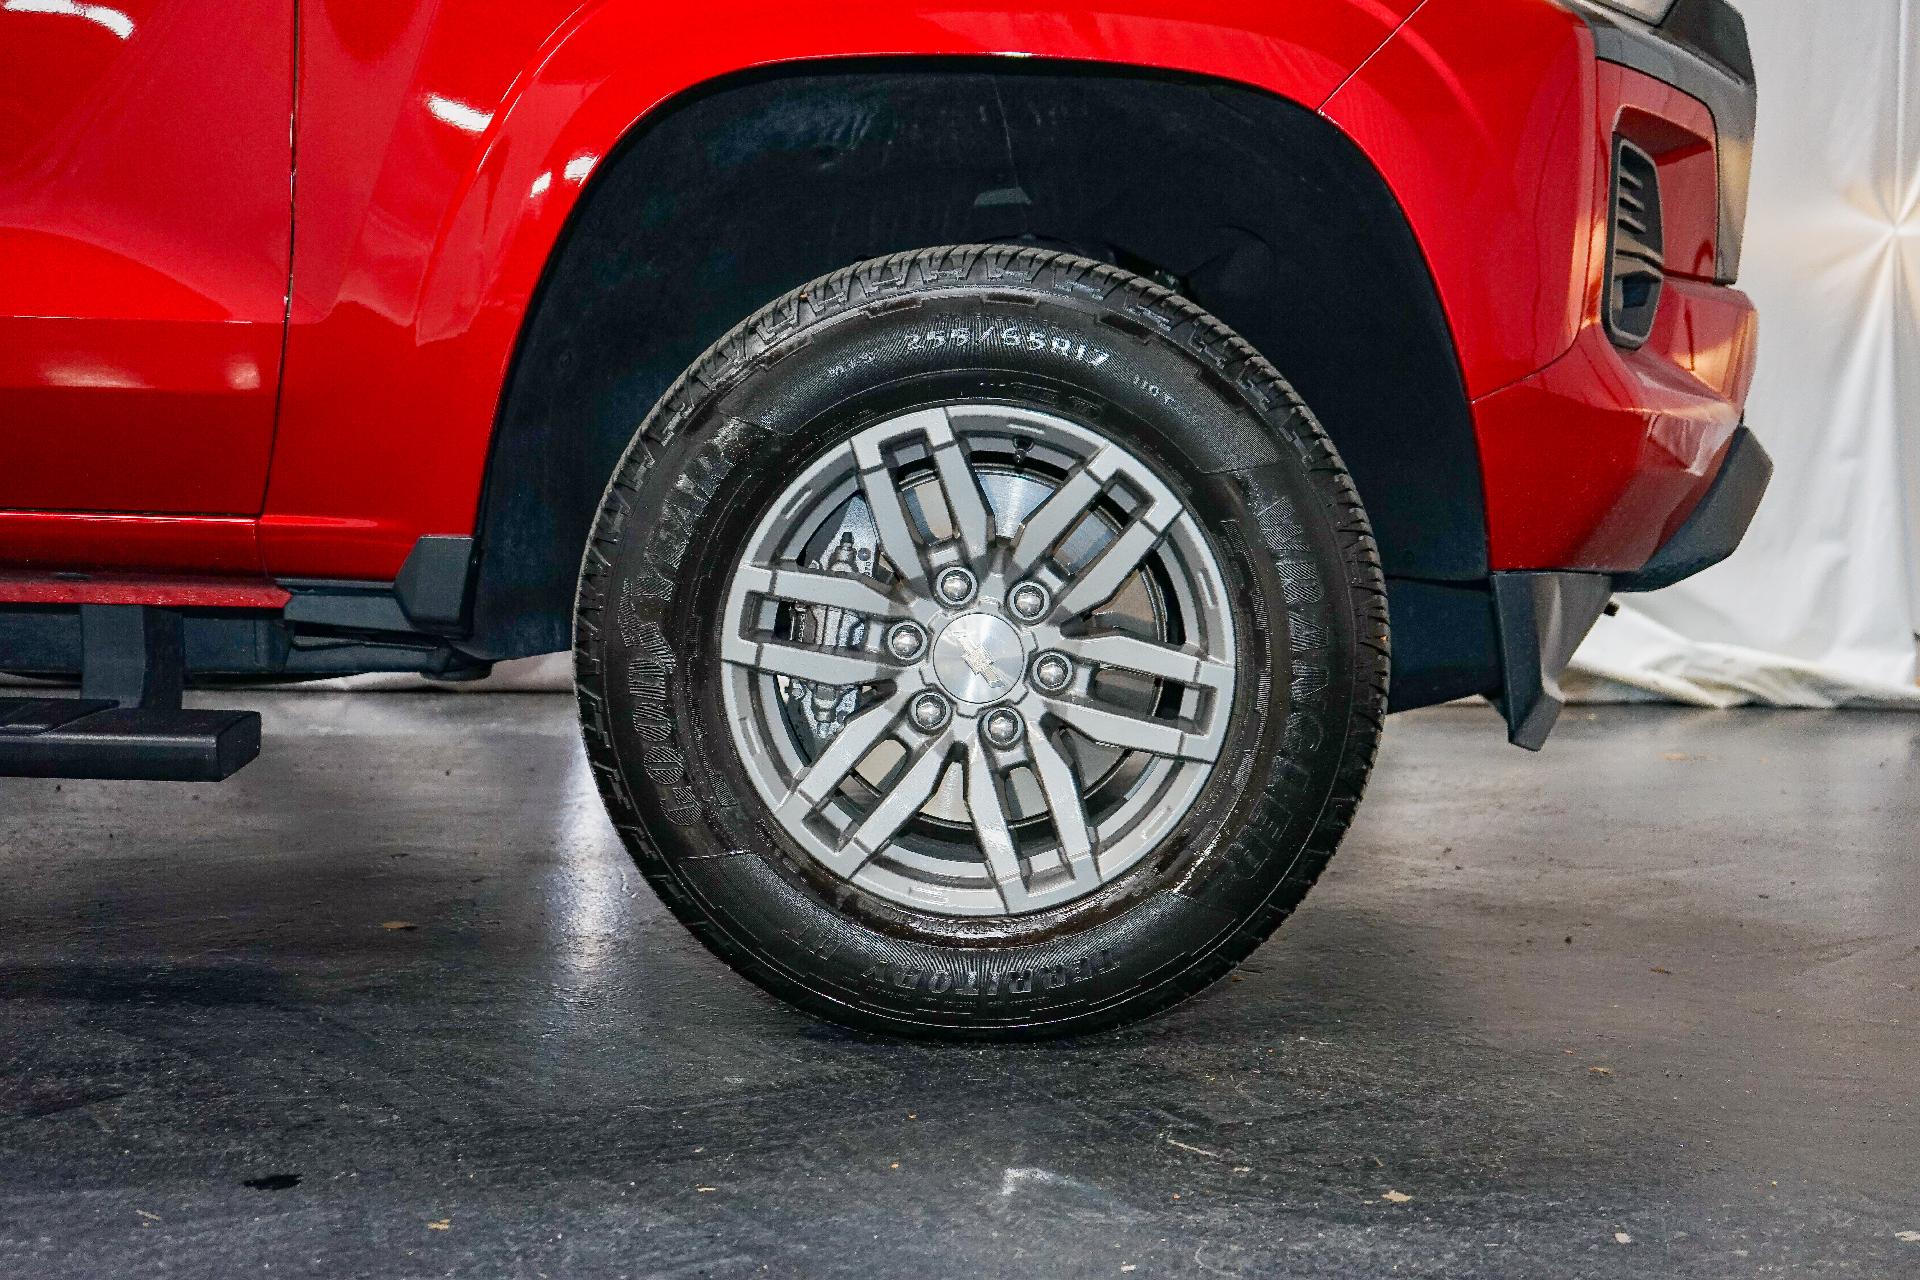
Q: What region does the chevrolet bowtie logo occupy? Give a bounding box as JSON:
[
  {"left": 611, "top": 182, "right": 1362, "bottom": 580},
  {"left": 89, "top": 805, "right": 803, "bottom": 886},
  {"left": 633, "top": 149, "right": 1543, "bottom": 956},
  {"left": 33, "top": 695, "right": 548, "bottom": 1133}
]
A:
[{"left": 952, "top": 632, "right": 1007, "bottom": 689}]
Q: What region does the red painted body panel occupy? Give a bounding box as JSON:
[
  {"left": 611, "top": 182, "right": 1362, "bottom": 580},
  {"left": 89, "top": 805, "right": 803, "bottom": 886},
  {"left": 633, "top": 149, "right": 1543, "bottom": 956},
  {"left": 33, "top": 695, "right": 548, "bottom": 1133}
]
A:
[
  {"left": 0, "top": 0, "right": 1759, "bottom": 594},
  {"left": 260, "top": 0, "right": 1419, "bottom": 580},
  {"left": 1467, "top": 57, "right": 1754, "bottom": 570},
  {"left": 0, "top": 0, "right": 293, "bottom": 515},
  {"left": 0, "top": 512, "right": 262, "bottom": 575},
  {"left": 1323, "top": 1, "right": 1599, "bottom": 403},
  {"left": 1475, "top": 280, "right": 1757, "bottom": 569}
]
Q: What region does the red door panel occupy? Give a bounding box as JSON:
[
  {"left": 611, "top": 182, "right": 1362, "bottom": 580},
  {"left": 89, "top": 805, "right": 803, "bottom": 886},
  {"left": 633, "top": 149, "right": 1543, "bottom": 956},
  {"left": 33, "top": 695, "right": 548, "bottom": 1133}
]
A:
[{"left": 0, "top": 0, "right": 293, "bottom": 515}]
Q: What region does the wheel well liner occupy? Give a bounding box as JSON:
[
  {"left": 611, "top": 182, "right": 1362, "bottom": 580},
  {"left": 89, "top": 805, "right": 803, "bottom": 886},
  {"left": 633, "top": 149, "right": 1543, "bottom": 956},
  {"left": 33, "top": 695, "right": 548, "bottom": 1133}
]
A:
[{"left": 467, "top": 61, "right": 1487, "bottom": 659}]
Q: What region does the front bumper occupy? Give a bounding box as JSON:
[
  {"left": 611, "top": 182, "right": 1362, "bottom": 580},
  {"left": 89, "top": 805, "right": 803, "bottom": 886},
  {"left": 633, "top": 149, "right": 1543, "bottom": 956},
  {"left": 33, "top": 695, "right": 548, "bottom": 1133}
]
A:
[{"left": 1487, "top": 3, "right": 1765, "bottom": 745}]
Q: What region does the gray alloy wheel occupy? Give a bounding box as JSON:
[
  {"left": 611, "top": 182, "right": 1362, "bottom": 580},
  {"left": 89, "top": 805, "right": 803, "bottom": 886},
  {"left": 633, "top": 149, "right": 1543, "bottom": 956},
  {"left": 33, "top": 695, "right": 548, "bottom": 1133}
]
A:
[{"left": 720, "top": 403, "right": 1235, "bottom": 917}]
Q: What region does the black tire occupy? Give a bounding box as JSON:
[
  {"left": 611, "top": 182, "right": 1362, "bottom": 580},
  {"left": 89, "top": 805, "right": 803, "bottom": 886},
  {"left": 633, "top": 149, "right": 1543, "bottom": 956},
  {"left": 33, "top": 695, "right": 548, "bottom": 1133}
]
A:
[{"left": 574, "top": 246, "right": 1387, "bottom": 1039}]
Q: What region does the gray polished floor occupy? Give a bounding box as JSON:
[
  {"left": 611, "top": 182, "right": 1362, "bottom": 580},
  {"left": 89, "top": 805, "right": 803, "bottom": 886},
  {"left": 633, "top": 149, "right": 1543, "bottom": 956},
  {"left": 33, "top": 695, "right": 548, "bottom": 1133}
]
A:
[{"left": 1, "top": 695, "right": 1914, "bottom": 1277}]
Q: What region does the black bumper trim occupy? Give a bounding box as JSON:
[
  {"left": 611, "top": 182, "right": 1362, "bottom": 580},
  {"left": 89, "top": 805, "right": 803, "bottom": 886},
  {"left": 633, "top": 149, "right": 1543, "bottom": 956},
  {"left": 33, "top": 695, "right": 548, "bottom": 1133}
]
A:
[{"left": 1616, "top": 425, "right": 1772, "bottom": 592}]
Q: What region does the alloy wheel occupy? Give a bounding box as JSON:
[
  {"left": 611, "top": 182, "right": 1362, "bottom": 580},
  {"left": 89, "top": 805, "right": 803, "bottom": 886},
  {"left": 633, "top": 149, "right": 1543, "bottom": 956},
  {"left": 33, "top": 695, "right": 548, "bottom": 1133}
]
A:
[{"left": 720, "top": 403, "right": 1237, "bottom": 917}]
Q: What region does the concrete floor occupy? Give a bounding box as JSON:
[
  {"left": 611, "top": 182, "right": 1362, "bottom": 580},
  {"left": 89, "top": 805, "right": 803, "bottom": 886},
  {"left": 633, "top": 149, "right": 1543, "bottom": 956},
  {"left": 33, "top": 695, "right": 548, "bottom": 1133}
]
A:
[{"left": 0, "top": 695, "right": 1915, "bottom": 1278}]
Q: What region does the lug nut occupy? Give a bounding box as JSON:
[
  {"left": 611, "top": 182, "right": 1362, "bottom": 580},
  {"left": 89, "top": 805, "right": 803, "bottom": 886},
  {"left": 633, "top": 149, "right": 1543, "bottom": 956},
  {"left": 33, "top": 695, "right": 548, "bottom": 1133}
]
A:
[
  {"left": 909, "top": 691, "right": 952, "bottom": 733},
  {"left": 1031, "top": 651, "right": 1074, "bottom": 693},
  {"left": 935, "top": 566, "right": 977, "bottom": 605},
  {"left": 886, "top": 622, "right": 927, "bottom": 662},
  {"left": 1008, "top": 581, "right": 1050, "bottom": 622},
  {"left": 981, "top": 707, "right": 1025, "bottom": 749}
]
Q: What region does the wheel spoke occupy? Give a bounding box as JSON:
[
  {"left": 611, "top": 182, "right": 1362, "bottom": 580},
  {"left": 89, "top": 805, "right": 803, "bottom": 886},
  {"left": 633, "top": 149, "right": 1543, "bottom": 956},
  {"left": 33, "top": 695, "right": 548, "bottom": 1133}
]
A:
[
  {"left": 851, "top": 433, "right": 929, "bottom": 593},
  {"left": 776, "top": 696, "right": 907, "bottom": 819},
  {"left": 1027, "top": 730, "right": 1097, "bottom": 884},
  {"left": 1052, "top": 497, "right": 1180, "bottom": 619},
  {"left": 1007, "top": 447, "right": 1120, "bottom": 577},
  {"left": 734, "top": 563, "right": 901, "bottom": 620},
  {"left": 1057, "top": 633, "right": 1231, "bottom": 689},
  {"left": 913, "top": 408, "right": 993, "bottom": 562},
  {"left": 1044, "top": 696, "right": 1219, "bottom": 762},
  {"left": 842, "top": 740, "right": 952, "bottom": 864},
  {"left": 722, "top": 634, "right": 892, "bottom": 687},
  {"left": 964, "top": 743, "right": 1030, "bottom": 912}
]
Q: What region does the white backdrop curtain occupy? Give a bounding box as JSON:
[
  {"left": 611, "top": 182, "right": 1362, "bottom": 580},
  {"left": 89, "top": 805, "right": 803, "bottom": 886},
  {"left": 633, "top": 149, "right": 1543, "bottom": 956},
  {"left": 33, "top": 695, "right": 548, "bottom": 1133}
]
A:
[{"left": 1567, "top": 0, "right": 1920, "bottom": 707}]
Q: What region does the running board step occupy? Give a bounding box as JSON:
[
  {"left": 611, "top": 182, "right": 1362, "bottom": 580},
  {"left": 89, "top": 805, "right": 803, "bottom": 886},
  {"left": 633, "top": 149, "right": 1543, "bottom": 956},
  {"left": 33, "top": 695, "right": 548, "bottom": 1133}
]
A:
[{"left": 0, "top": 698, "right": 261, "bottom": 781}]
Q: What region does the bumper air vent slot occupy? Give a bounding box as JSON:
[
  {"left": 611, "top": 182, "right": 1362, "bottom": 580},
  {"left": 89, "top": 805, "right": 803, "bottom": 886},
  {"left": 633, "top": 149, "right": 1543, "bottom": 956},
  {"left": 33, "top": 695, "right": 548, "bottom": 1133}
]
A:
[{"left": 1606, "top": 136, "right": 1665, "bottom": 349}]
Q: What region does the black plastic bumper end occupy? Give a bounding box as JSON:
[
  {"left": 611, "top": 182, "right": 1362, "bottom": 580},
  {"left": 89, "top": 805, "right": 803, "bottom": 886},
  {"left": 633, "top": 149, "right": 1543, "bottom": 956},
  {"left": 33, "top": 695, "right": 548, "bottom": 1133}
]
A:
[{"left": 1616, "top": 426, "right": 1772, "bottom": 592}]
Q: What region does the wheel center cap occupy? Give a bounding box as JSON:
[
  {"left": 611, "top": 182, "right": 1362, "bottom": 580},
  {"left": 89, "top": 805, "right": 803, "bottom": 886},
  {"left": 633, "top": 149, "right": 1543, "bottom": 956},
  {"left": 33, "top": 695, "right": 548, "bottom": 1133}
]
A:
[{"left": 931, "top": 613, "right": 1025, "bottom": 705}]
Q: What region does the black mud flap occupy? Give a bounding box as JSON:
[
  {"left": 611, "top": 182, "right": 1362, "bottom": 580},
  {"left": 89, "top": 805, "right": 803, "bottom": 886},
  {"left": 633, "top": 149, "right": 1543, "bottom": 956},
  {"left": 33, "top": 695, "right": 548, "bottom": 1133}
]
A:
[{"left": 1491, "top": 572, "right": 1614, "bottom": 752}]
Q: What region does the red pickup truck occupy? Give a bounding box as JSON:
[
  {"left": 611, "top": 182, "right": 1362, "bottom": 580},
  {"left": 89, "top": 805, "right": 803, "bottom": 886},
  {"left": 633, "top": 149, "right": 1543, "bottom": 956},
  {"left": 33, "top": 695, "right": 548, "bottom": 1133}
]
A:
[{"left": 0, "top": 0, "right": 1766, "bottom": 1036}]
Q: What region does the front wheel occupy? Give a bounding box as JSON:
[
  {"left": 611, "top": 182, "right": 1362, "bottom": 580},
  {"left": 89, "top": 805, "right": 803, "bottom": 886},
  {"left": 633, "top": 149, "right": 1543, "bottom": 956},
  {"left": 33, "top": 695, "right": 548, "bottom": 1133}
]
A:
[{"left": 574, "top": 247, "right": 1387, "bottom": 1038}]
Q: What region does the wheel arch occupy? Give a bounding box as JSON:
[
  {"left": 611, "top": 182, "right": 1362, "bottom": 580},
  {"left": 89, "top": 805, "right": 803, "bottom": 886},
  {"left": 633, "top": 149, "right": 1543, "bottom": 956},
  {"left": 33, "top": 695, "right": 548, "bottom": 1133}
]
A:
[{"left": 464, "top": 59, "right": 1490, "bottom": 661}]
